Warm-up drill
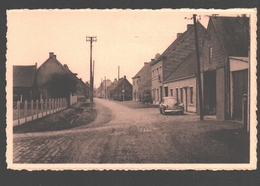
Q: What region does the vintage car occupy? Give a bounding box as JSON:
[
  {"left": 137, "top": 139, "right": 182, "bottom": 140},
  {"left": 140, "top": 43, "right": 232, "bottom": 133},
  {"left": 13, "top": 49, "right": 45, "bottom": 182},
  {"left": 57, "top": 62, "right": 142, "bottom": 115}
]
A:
[{"left": 159, "top": 97, "right": 184, "bottom": 115}]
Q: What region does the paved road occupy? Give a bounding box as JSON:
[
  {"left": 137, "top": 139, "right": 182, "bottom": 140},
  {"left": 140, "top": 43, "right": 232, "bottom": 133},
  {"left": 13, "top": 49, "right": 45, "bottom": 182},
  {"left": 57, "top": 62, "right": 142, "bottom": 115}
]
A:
[{"left": 13, "top": 98, "right": 246, "bottom": 163}]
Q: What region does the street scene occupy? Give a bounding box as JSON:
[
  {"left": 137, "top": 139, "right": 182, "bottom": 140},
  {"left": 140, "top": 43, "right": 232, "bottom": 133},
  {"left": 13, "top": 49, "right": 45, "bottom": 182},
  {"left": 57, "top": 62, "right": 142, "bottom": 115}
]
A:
[
  {"left": 13, "top": 98, "right": 248, "bottom": 163},
  {"left": 7, "top": 9, "right": 256, "bottom": 168}
]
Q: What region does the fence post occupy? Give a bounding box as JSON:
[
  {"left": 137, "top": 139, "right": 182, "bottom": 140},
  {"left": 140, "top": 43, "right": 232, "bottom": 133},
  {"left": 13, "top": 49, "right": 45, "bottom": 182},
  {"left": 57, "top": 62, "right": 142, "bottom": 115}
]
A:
[
  {"left": 58, "top": 98, "right": 60, "bottom": 111},
  {"left": 24, "top": 100, "right": 27, "bottom": 123},
  {"left": 17, "top": 101, "right": 20, "bottom": 125},
  {"left": 41, "top": 99, "right": 43, "bottom": 117},
  {"left": 242, "top": 94, "right": 248, "bottom": 132},
  {"left": 36, "top": 100, "right": 39, "bottom": 119},
  {"left": 45, "top": 99, "right": 47, "bottom": 116},
  {"left": 31, "top": 100, "right": 34, "bottom": 121},
  {"left": 52, "top": 99, "right": 54, "bottom": 114}
]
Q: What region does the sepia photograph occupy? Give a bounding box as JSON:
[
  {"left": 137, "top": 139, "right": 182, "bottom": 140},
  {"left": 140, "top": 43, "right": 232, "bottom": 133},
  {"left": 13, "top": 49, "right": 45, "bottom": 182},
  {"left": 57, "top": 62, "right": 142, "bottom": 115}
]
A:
[{"left": 6, "top": 9, "right": 257, "bottom": 170}]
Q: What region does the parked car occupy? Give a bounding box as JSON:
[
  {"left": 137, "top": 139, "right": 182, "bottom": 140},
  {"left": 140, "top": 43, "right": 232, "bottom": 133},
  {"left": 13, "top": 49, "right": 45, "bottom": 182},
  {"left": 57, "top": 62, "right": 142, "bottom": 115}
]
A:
[{"left": 159, "top": 97, "right": 184, "bottom": 115}]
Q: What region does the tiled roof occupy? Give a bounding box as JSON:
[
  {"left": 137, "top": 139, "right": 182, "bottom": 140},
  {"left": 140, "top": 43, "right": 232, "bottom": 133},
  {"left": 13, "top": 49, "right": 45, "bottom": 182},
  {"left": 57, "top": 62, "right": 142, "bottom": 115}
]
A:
[
  {"left": 150, "top": 26, "right": 191, "bottom": 66},
  {"left": 13, "top": 65, "right": 36, "bottom": 87},
  {"left": 211, "top": 16, "right": 249, "bottom": 57},
  {"left": 164, "top": 51, "right": 197, "bottom": 82},
  {"left": 133, "top": 62, "right": 151, "bottom": 79}
]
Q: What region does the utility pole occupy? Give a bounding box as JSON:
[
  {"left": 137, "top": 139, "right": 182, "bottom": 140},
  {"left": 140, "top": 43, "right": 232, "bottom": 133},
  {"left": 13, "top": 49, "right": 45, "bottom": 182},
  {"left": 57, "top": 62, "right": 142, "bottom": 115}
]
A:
[
  {"left": 93, "top": 60, "right": 95, "bottom": 98},
  {"left": 193, "top": 14, "right": 204, "bottom": 121},
  {"left": 86, "top": 36, "right": 97, "bottom": 106},
  {"left": 118, "top": 66, "right": 120, "bottom": 101},
  {"left": 104, "top": 76, "right": 106, "bottom": 99}
]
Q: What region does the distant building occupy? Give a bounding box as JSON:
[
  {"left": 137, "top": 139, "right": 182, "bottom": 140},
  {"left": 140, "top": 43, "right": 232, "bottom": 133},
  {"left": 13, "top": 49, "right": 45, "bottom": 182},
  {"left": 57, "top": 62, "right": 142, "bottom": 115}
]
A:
[
  {"left": 98, "top": 79, "right": 112, "bottom": 98},
  {"left": 13, "top": 64, "right": 38, "bottom": 102},
  {"left": 108, "top": 76, "right": 132, "bottom": 101},
  {"left": 132, "top": 61, "right": 152, "bottom": 103}
]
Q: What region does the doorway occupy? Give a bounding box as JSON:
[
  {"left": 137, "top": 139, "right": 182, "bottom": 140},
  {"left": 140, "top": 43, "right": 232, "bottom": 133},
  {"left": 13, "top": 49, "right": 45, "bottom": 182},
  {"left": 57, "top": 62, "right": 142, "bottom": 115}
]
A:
[{"left": 203, "top": 70, "right": 216, "bottom": 115}]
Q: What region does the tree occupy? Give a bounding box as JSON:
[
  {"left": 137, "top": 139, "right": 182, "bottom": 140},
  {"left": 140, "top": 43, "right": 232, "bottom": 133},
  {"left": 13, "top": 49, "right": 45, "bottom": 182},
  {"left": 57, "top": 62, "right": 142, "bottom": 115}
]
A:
[{"left": 44, "top": 73, "right": 77, "bottom": 99}]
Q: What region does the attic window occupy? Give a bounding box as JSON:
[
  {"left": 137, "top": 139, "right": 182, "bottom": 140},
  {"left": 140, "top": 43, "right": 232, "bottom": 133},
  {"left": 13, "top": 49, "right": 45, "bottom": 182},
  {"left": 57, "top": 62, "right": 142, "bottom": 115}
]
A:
[{"left": 209, "top": 46, "right": 213, "bottom": 63}]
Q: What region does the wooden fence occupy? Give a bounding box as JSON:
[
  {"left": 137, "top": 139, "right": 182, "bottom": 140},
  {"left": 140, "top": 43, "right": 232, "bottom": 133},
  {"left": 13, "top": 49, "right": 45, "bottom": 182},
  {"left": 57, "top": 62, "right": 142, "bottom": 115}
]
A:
[{"left": 13, "top": 98, "right": 67, "bottom": 126}]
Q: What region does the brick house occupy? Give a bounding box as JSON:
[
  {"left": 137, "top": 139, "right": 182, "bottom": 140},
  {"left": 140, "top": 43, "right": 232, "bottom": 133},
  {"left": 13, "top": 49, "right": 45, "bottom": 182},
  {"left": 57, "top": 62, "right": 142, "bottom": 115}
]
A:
[
  {"left": 151, "top": 23, "right": 206, "bottom": 104},
  {"left": 200, "top": 16, "right": 249, "bottom": 121},
  {"left": 108, "top": 76, "right": 132, "bottom": 101},
  {"left": 132, "top": 61, "right": 152, "bottom": 102},
  {"left": 13, "top": 64, "right": 38, "bottom": 102},
  {"left": 37, "top": 52, "right": 89, "bottom": 100}
]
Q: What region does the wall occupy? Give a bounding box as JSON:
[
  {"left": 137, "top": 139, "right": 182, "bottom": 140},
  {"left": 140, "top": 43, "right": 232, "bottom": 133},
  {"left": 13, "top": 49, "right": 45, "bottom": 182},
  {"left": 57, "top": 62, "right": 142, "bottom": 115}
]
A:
[
  {"left": 132, "top": 78, "right": 139, "bottom": 101},
  {"left": 151, "top": 60, "right": 163, "bottom": 104},
  {"left": 164, "top": 77, "right": 197, "bottom": 112},
  {"left": 216, "top": 68, "right": 225, "bottom": 120}
]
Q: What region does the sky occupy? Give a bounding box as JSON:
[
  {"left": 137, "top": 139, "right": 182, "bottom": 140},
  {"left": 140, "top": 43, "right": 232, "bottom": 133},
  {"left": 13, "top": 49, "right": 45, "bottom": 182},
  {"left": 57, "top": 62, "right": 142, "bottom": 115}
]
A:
[{"left": 7, "top": 9, "right": 249, "bottom": 88}]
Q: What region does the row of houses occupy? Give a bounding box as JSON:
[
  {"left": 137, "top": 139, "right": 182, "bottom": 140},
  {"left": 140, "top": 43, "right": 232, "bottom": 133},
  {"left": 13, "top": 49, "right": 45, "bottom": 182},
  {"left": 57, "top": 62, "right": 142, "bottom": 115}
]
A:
[
  {"left": 132, "top": 16, "right": 249, "bottom": 121},
  {"left": 13, "top": 52, "right": 90, "bottom": 103},
  {"left": 97, "top": 76, "right": 133, "bottom": 101}
]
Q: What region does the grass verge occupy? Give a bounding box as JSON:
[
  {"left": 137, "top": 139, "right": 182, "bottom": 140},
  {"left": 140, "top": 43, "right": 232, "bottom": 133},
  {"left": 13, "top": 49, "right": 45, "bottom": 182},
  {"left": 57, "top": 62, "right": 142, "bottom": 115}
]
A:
[{"left": 13, "top": 102, "right": 97, "bottom": 133}]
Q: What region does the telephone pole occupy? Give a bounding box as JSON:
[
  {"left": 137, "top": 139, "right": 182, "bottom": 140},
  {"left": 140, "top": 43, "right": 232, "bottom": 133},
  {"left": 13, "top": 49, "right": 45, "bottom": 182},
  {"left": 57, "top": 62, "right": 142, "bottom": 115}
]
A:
[
  {"left": 86, "top": 36, "right": 97, "bottom": 106},
  {"left": 193, "top": 14, "right": 204, "bottom": 121}
]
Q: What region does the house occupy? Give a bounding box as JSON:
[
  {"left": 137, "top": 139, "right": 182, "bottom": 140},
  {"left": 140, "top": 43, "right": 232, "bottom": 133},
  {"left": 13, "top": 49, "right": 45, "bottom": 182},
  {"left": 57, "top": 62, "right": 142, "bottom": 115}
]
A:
[
  {"left": 163, "top": 52, "right": 198, "bottom": 112},
  {"left": 108, "top": 76, "right": 132, "bottom": 101},
  {"left": 98, "top": 79, "right": 112, "bottom": 98},
  {"left": 151, "top": 23, "right": 206, "bottom": 104},
  {"left": 200, "top": 16, "right": 249, "bottom": 121},
  {"left": 13, "top": 64, "right": 38, "bottom": 102},
  {"left": 37, "top": 52, "right": 89, "bottom": 100},
  {"left": 132, "top": 61, "right": 152, "bottom": 102}
]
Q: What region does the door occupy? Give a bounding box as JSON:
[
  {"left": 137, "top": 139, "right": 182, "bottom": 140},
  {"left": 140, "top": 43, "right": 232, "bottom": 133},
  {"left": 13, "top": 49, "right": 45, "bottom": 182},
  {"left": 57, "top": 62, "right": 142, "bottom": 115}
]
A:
[{"left": 232, "top": 69, "right": 248, "bottom": 120}]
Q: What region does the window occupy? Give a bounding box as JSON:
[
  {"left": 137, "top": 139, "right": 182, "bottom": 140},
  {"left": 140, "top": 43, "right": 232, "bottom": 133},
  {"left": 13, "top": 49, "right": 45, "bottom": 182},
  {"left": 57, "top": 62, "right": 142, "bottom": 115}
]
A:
[
  {"left": 137, "top": 80, "right": 138, "bottom": 85},
  {"left": 209, "top": 46, "right": 213, "bottom": 63},
  {"left": 159, "top": 66, "right": 162, "bottom": 75},
  {"left": 164, "top": 87, "right": 168, "bottom": 97},
  {"left": 133, "top": 81, "right": 135, "bottom": 85},
  {"left": 176, "top": 88, "right": 178, "bottom": 99},
  {"left": 170, "top": 89, "right": 173, "bottom": 96},
  {"left": 180, "top": 88, "right": 183, "bottom": 102},
  {"left": 190, "top": 87, "right": 193, "bottom": 104},
  {"left": 157, "top": 89, "right": 159, "bottom": 101},
  {"left": 152, "top": 70, "right": 154, "bottom": 77},
  {"left": 156, "top": 68, "right": 159, "bottom": 76}
]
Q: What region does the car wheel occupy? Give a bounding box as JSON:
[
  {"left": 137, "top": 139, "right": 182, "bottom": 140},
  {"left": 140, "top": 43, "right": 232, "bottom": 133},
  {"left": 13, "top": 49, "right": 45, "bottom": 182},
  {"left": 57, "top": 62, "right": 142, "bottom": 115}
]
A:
[{"left": 162, "top": 108, "right": 166, "bottom": 114}]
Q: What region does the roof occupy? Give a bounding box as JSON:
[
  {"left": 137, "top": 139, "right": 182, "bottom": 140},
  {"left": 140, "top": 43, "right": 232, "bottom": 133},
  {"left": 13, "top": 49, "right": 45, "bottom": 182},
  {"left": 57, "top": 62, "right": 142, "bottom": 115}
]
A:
[
  {"left": 211, "top": 16, "right": 249, "bottom": 57},
  {"left": 164, "top": 51, "right": 197, "bottom": 82},
  {"left": 150, "top": 23, "right": 198, "bottom": 66},
  {"left": 13, "top": 65, "right": 36, "bottom": 87},
  {"left": 132, "top": 62, "right": 151, "bottom": 79}
]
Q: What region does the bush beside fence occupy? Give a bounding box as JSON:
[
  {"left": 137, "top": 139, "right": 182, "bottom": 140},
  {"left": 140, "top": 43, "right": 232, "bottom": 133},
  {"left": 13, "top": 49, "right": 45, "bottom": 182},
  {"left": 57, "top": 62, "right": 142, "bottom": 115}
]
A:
[{"left": 13, "top": 98, "right": 67, "bottom": 126}]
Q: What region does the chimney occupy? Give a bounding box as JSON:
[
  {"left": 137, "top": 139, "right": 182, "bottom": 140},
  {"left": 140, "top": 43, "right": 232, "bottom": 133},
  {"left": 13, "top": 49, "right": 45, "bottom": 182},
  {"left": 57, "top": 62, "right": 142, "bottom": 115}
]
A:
[
  {"left": 64, "top": 64, "right": 69, "bottom": 70},
  {"left": 144, "top": 62, "right": 149, "bottom": 65},
  {"left": 177, "top": 33, "right": 182, "bottom": 38},
  {"left": 124, "top": 75, "right": 126, "bottom": 79},
  {"left": 49, "top": 52, "right": 54, "bottom": 58},
  {"left": 53, "top": 55, "right": 56, "bottom": 59},
  {"left": 35, "top": 63, "right": 37, "bottom": 69},
  {"left": 187, "top": 24, "right": 193, "bottom": 30}
]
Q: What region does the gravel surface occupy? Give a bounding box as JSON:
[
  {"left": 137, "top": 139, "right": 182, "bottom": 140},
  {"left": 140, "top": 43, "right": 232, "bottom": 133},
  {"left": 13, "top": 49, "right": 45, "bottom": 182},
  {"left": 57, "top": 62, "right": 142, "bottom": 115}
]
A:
[{"left": 13, "top": 98, "right": 249, "bottom": 163}]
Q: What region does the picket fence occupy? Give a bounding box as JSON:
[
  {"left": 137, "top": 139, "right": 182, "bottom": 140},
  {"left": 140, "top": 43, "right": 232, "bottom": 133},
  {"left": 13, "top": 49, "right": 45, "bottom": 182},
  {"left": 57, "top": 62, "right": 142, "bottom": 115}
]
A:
[{"left": 13, "top": 98, "right": 67, "bottom": 126}]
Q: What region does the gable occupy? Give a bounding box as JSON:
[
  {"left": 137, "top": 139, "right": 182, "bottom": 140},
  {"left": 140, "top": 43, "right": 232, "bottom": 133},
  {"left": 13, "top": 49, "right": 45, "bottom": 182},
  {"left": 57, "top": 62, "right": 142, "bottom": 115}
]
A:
[{"left": 211, "top": 16, "right": 249, "bottom": 57}]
